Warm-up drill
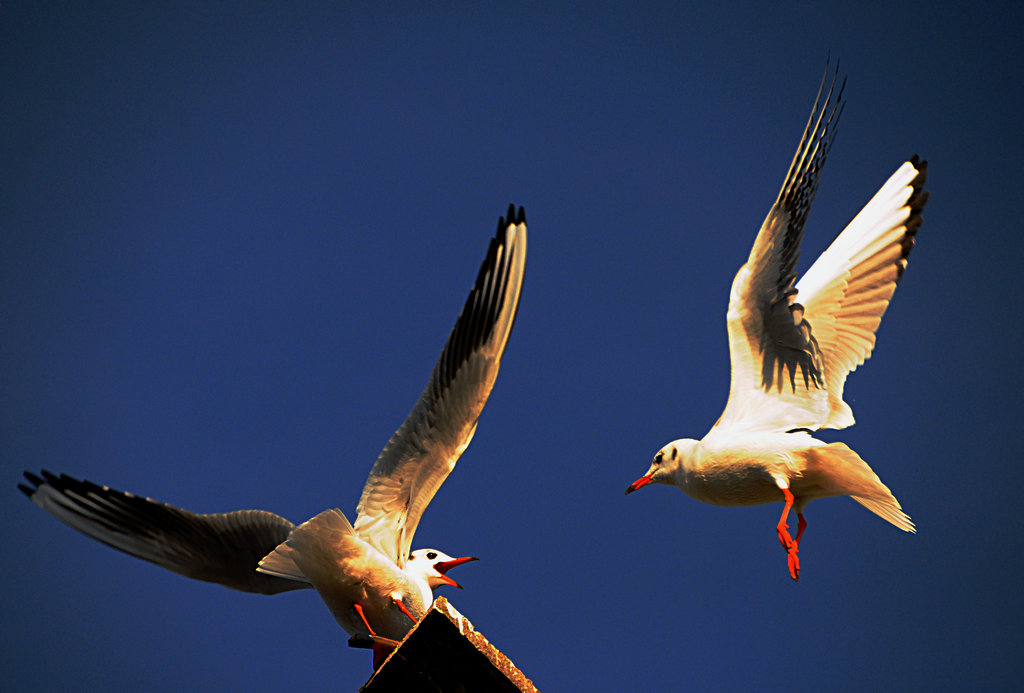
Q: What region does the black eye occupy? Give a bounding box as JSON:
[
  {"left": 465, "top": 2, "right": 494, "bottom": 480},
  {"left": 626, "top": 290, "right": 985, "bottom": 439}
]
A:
[
  {"left": 654, "top": 452, "right": 663, "bottom": 465},
  {"left": 426, "top": 551, "right": 437, "bottom": 560}
]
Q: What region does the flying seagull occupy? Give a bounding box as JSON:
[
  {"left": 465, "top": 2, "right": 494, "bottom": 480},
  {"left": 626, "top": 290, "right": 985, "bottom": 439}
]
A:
[
  {"left": 625, "top": 67, "right": 927, "bottom": 581},
  {"left": 21, "top": 204, "right": 527, "bottom": 665}
]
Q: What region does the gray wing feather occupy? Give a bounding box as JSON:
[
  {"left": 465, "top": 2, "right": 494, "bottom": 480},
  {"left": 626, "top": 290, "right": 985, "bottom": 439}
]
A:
[{"left": 20, "top": 470, "right": 308, "bottom": 595}]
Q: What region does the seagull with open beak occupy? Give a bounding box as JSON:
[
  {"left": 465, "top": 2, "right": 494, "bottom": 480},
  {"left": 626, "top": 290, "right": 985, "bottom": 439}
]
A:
[{"left": 21, "top": 205, "right": 527, "bottom": 668}]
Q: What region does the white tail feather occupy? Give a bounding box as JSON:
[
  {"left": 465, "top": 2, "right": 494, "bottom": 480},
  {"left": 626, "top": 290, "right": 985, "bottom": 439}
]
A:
[
  {"left": 257, "top": 508, "right": 359, "bottom": 582},
  {"left": 851, "top": 495, "right": 915, "bottom": 532}
]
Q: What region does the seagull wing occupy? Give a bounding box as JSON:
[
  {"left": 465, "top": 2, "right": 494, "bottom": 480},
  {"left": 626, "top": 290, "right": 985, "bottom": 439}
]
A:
[
  {"left": 794, "top": 156, "right": 928, "bottom": 429},
  {"left": 352, "top": 205, "right": 527, "bottom": 566},
  {"left": 20, "top": 470, "right": 308, "bottom": 594},
  {"left": 715, "top": 66, "right": 845, "bottom": 434}
]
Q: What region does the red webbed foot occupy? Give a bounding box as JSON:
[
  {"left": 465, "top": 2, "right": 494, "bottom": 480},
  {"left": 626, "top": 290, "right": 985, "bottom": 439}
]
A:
[{"left": 787, "top": 546, "right": 800, "bottom": 581}]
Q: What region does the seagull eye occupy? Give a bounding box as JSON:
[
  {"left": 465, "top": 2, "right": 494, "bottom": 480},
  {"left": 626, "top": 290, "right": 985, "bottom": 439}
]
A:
[
  {"left": 426, "top": 551, "right": 437, "bottom": 560},
  {"left": 654, "top": 452, "right": 663, "bottom": 465}
]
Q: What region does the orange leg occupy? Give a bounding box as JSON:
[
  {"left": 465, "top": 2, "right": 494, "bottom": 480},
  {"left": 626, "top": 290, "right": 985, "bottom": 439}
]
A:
[
  {"left": 353, "top": 603, "right": 401, "bottom": 670},
  {"left": 777, "top": 488, "right": 796, "bottom": 549},
  {"left": 353, "top": 603, "right": 377, "bottom": 636},
  {"left": 776, "top": 488, "right": 801, "bottom": 582},
  {"left": 394, "top": 597, "right": 417, "bottom": 624}
]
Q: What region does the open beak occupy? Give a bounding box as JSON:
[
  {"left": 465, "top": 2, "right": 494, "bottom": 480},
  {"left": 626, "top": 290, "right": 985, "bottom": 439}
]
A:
[
  {"left": 433, "top": 556, "right": 478, "bottom": 589},
  {"left": 625, "top": 474, "right": 654, "bottom": 495}
]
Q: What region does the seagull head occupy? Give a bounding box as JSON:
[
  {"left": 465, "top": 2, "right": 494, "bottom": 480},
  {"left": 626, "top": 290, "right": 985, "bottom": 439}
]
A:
[
  {"left": 625, "top": 438, "right": 697, "bottom": 494},
  {"left": 407, "top": 549, "right": 479, "bottom": 590}
]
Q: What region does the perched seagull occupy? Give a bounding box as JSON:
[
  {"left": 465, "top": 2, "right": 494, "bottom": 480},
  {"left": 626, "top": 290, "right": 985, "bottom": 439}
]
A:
[
  {"left": 625, "top": 67, "right": 928, "bottom": 581},
  {"left": 20, "top": 204, "right": 527, "bottom": 666}
]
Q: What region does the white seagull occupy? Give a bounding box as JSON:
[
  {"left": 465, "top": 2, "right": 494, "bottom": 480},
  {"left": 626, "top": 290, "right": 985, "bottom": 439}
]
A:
[
  {"left": 625, "top": 67, "right": 928, "bottom": 581},
  {"left": 21, "top": 204, "right": 527, "bottom": 665}
]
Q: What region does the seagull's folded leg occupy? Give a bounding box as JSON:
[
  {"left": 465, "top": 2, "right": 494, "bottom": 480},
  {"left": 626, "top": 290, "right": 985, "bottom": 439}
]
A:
[
  {"left": 775, "top": 488, "right": 796, "bottom": 549},
  {"left": 349, "top": 604, "right": 402, "bottom": 669},
  {"left": 775, "top": 487, "right": 801, "bottom": 581},
  {"left": 393, "top": 596, "right": 418, "bottom": 624},
  {"left": 353, "top": 603, "right": 378, "bottom": 636}
]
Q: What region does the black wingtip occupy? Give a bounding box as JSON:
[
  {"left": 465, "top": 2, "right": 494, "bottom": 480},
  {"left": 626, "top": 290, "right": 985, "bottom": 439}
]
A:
[
  {"left": 19, "top": 469, "right": 50, "bottom": 499},
  {"left": 889, "top": 155, "right": 929, "bottom": 283},
  {"left": 498, "top": 204, "right": 526, "bottom": 231},
  {"left": 21, "top": 470, "right": 45, "bottom": 489},
  {"left": 908, "top": 155, "right": 928, "bottom": 190},
  {"left": 905, "top": 155, "right": 929, "bottom": 227}
]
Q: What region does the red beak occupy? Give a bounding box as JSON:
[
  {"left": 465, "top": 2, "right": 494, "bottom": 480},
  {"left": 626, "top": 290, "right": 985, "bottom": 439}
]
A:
[
  {"left": 625, "top": 474, "right": 654, "bottom": 495},
  {"left": 433, "top": 556, "right": 478, "bottom": 589}
]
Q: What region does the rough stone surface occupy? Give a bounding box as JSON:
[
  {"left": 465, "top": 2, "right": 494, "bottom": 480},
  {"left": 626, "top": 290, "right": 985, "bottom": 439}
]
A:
[{"left": 361, "top": 597, "right": 538, "bottom": 692}]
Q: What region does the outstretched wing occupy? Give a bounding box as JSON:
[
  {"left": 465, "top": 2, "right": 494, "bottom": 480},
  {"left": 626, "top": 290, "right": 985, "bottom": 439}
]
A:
[
  {"left": 795, "top": 155, "right": 928, "bottom": 429},
  {"left": 716, "top": 65, "right": 845, "bottom": 433},
  {"left": 20, "top": 470, "right": 308, "bottom": 594},
  {"left": 353, "top": 205, "right": 527, "bottom": 566}
]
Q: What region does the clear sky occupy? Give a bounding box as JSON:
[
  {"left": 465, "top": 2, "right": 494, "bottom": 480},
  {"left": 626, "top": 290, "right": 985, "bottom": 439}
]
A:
[{"left": 4, "top": 2, "right": 1022, "bottom": 691}]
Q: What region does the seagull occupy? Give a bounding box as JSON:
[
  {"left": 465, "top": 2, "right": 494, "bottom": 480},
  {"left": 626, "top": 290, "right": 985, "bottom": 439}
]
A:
[
  {"left": 20, "top": 204, "right": 527, "bottom": 665},
  {"left": 625, "top": 67, "right": 928, "bottom": 581}
]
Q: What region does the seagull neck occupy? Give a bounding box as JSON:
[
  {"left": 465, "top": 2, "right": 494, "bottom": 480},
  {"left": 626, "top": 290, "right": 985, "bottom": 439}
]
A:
[
  {"left": 414, "top": 576, "right": 433, "bottom": 609},
  {"left": 673, "top": 440, "right": 704, "bottom": 489}
]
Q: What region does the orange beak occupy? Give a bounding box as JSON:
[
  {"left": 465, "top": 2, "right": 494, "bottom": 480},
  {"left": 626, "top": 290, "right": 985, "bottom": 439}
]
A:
[
  {"left": 433, "top": 556, "right": 478, "bottom": 588},
  {"left": 625, "top": 474, "right": 654, "bottom": 495}
]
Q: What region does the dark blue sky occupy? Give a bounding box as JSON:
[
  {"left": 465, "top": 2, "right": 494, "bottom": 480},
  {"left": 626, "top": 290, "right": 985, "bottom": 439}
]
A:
[{"left": 4, "top": 3, "right": 1022, "bottom": 691}]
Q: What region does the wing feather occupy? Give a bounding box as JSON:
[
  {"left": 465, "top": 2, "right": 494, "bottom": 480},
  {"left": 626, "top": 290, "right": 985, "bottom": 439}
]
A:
[
  {"left": 716, "top": 65, "right": 844, "bottom": 432},
  {"left": 19, "top": 470, "right": 306, "bottom": 594},
  {"left": 796, "top": 156, "right": 928, "bottom": 428},
  {"left": 353, "top": 206, "right": 527, "bottom": 565},
  {"left": 714, "top": 68, "right": 928, "bottom": 436}
]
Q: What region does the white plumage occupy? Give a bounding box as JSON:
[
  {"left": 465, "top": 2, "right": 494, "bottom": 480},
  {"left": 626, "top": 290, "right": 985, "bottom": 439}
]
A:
[{"left": 626, "top": 67, "right": 927, "bottom": 581}]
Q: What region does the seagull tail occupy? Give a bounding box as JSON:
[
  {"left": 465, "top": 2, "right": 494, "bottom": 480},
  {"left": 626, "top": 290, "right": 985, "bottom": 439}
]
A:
[
  {"left": 256, "top": 544, "right": 309, "bottom": 583},
  {"left": 815, "top": 442, "right": 916, "bottom": 533},
  {"left": 850, "top": 494, "right": 916, "bottom": 533},
  {"left": 257, "top": 508, "right": 359, "bottom": 583}
]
